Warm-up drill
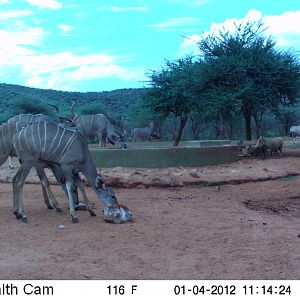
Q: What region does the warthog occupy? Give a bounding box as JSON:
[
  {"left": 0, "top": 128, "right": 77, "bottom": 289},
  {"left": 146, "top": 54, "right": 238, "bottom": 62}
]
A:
[
  {"left": 256, "top": 136, "right": 283, "bottom": 157},
  {"left": 245, "top": 144, "right": 268, "bottom": 158}
]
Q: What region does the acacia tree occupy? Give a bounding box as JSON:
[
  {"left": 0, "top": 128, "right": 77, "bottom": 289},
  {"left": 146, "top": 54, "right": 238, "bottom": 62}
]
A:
[
  {"left": 196, "top": 21, "right": 300, "bottom": 140},
  {"left": 143, "top": 57, "right": 199, "bottom": 146}
]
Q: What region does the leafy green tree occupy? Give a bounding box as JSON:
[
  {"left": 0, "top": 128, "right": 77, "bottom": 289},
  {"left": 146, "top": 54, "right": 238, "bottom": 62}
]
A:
[
  {"left": 144, "top": 56, "right": 199, "bottom": 146},
  {"left": 196, "top": 20, "right": 300, "bottom": 140},
  {"left": 9, "top": 97, "right": 52, "bottom": 116},
  {"left": 78, "top": 102, "right": 105, "bottom": 115}
]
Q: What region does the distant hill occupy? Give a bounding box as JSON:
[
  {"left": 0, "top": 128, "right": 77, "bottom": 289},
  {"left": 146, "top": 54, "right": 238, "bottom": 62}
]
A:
[{"left": 0, "top": 83, "right": 147, "bottom": 123}]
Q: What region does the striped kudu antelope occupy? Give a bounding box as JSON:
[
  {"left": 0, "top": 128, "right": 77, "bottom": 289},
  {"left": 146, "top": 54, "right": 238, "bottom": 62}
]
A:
[
  {"left": 73, "top": 114, "right": 127, "bottom": 148},
  {"left": 4, "top": 114, "right": 86, "bottom": 209},
  {"left": 0, "top": 121, "right": 63, "bottom": 212},
  {"left": 55, "top": 102, "right": 127, "bottom": 149},
  {"left": 130, "top": 121, "right": 159, "bottom": 142},
  {"left": 12, "top": 122, "right": 129, "bottom": 223}
]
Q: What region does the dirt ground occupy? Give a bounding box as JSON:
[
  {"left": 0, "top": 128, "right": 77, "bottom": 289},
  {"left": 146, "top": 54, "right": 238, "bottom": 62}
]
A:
[{"left": 0, "top": 150, "right": 300, "bottom": 279}]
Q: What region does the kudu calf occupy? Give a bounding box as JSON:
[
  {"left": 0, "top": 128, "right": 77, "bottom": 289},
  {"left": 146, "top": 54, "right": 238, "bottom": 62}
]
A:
[{"left": 12, "top": 122, "right": 131, "bottom": 223}]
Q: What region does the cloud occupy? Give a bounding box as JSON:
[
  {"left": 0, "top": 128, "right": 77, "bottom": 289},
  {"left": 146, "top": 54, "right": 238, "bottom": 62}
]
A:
[
  {"left": 145, "top": 17, "right": 200, "bottom": 31},
  {"left": 179, "top": 9, "right": 300, "bottom": 56},
  {"left": 58, "top": 24, "right": 74, "bottom": 34},
  {"left": 0, "top": 23, "right": 145, "bottom": 91},
  {"left": 0, "top": 26, "right": 45, "bottom": 47},
  {"left": 23, "top": 54, "right": 146, "bottom": 91},
  {"left": 0, "top": 27, "right": 46, "bottom": 67},
  {"left": 97, "top": 6, "right": 149, "bottom": 12},
  {"left": 169, "top": 0, "right": 208, "bottom": 6},
  {"left": 264, "top": 10, "right": 300, "bottom": 34},
  {"left": 26, "top": 0, "right": 63, "bottom": 10},
  {"left": 0, "top": 10, "right": 33, "bottom": 21},
  {"left": 0, "top": 0, "right": 10, "bottom": 5},
  {"left": 179, "top": 34, "right": 202, "bottom": 56}
]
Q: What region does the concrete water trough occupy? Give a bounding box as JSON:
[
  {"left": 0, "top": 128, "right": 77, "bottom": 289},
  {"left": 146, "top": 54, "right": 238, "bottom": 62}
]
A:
[
  {"left": 186, "top": 140, "right": 231, "bottom": 147},
  {"left": 90, "top": 145, "right": 239, "bottom": 168}
]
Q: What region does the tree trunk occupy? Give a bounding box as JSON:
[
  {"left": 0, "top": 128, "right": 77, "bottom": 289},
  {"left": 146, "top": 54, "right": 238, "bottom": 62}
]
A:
[
  {"left": 229, "top": 123, "right": 233, "bottom": 140},
  {"left": 253, "top": 111, "right": 264, "bottom": 139},
  {"left": 284, "top": 116, "right": 292, "bottom": 136},
  {"left": 190, "top": 119, "right": 198, "bottom": 140},
  {"left": 244, "top": 108, "right": 252, "bottom": 141},
  {"left": 253, "top": 115, "right": 261, "bottom": 139},
  {"left": 284, "top": 122, "right": 288, "bottom": 136},
  {"left": 173, "top": 114, "right": 188, "bottom": 146}
]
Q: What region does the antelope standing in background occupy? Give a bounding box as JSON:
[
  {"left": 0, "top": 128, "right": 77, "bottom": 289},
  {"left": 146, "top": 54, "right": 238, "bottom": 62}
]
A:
[
  {"left": 12, "top": 122, "right": 125, "bottom": 223},
  {"left": 54, "top": 102, "right": 127, "bottom": 148},
  {"left": 131, "top": 121, "right": 159, "bottom": 142},
  {"left": 72, "top": 115, "right": 126, "bottom": 148}
]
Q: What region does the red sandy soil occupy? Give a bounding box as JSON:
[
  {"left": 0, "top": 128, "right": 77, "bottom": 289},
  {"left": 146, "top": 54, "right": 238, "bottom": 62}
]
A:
[{"left": 0, "top": 150, "right": 300, "bottom": 279}]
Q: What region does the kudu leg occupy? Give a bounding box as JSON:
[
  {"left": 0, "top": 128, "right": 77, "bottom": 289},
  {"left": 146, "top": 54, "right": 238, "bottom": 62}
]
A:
[
  {"left": 35, "top": 167, "right": 63, "bottom": 213},
  {"left": 39, "top": 183, "right": 53, "bottom": 210},
  {"left": 98, "top": 131, "right": 106, "bottom": 148},
  {"left": 65, "top": 180, "right": 79, "bottom": 223},
  {"left": 34, "top": 167, "right": 53, "bottom": 210},
  {"left": 74, "top": 174, "right": 96, "bottom": 217},
  {"left": 8, "top": 156, "right": 15, "bottom": 170},
  {"left": 12, "top": 164, "right": 31, "bottom": 222},
  {"left": 49, "top": 164, "right": 80, "bottom": 207}
]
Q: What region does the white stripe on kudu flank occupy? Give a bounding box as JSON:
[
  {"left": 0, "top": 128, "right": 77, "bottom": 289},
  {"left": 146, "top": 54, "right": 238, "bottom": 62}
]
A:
[
  {"left": 89, "top": 115, "right": 94, "bottom": 133},
  {"left": 38, "top": 123, "right": 42, "bottom": 152},
  {"left": 16, "top": 122, "right": 20, "bottom": 133},
  {"left": 42, "top": 123, "right": 47, "bottom": 155},
  {"left": 17, "top": 130, "right": 23, "bottom": 152},
  {"left": 52, "top": 127, "right": 66, "bottom": 156},
  {"left": 31, "top": 125, "right": 37, "bottom": 153},
  {"left": 60, "top": 132, "right": 76, "bottom": 157},
  {"left": 82, "top": 116, "right": 87, "bottom": 136},
  {"left": 8, "top": 123, "right": 12, "bottom": 143},
  {"left": 4, "top": 125, "right": 11, "bottom": 153},
  {"left": 47, "top": 126, "right": 60, "bottom": 155},
  {"left": 23, "top": 125, "right": 30, "bottom": 151}
]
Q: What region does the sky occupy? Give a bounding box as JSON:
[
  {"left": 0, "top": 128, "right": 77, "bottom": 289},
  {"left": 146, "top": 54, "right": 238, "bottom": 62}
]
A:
[{"left": 0, "top": 0, "right": 299, "bottom": 92}]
